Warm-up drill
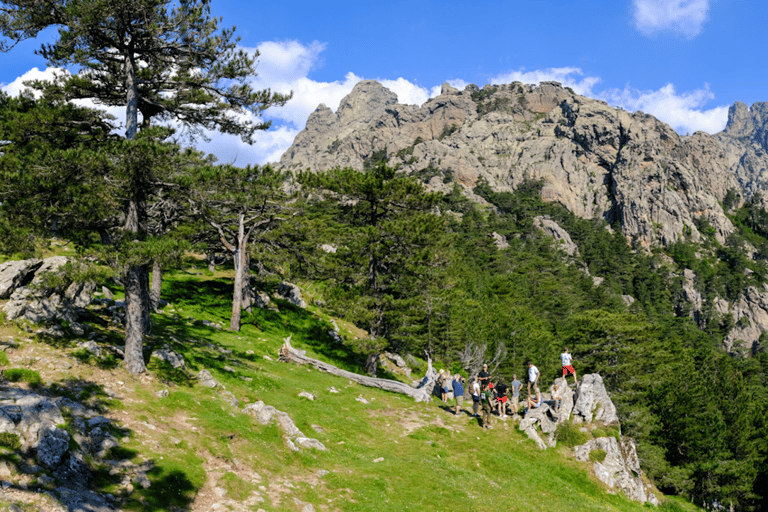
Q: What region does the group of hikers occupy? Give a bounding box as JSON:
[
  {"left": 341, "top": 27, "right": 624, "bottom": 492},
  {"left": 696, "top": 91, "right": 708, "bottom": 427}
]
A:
[{"left": 436, "top": 348, "right": 579, "bottom": 429}]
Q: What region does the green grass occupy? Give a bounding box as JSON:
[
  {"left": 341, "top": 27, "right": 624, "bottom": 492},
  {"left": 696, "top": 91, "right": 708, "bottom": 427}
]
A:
[
  {"left": 2, "top": 368, "right": 42, "bottom": 386},
  {"left": 3, "top": 266, "right": 704, "bottom": 512}
]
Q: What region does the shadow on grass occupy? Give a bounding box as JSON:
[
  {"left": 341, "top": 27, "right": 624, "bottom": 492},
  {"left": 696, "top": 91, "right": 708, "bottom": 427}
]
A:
[
  {"left": 161, "top": 276, "right": 231, "bottom": 312},
  {"left": 122, "top": 469, "right": 196, "bottom": 511},
  {"left": 242, "top": 298, "right": 368, "bottom": 374},
  {"left": 0, "top": 375, "right": 205, "bottom": 511}
]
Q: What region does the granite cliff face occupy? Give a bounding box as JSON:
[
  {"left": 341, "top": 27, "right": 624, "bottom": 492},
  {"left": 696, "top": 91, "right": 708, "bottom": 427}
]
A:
[
  {"left": 279, "top": 80, "right": 768, "bottom": 247},
  {"left": 278, "top": 80, "right": 768, "bottom": 352}
]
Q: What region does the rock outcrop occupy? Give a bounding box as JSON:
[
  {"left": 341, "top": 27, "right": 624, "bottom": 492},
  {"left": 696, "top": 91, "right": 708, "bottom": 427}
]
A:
[
  {"left": 0, "top": 385, "right": 144, "bottom": 510},
  {"left": 1, "top": 257, "right": 95, "bottom": 331},
  {"left": 572, "top": 374, "right": 618, "bottom": 424},
  {"left": 575, "top": 436, "right": 659, "bottom": 506},
  {"left": 277, "top": 80, "right": 768, "bottom": 250},
  {"left": 514, "top": 374, "right": 657, "bottom": 505}
]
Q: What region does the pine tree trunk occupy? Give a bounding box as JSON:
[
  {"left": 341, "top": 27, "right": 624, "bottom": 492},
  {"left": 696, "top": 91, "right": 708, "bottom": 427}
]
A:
[
  {"left": 229, "top": 214, "right": 248, "bottom": 332},
  {"left": 241, "top": 251, "right": 253, "bottom": 314},
  {"left": 150, "top": 260, "right": 162, "bottom": 311},
  {"left": 140, "top": 264, "right": 151, "bottom": 333},
  {"left": 122, "top": 49, "right": 146, "bottom": 374},
  {"left": 124, "top": 264, "right": 146, "bottom": 374},
  {"left": 124, "top": 199, "right": 146, "bottom": 374},
  {"left": 207, "top": 251, "right": 216, "bottom": 273}
]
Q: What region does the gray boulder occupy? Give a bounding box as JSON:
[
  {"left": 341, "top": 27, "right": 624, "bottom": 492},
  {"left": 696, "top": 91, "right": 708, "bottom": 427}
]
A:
[
  {"left": 151, "top": 344, "right": 185, "bottom": 369},
  {"left": 0, "top": 258, "right": 42, "bottom": 299},
  {"left": 572, "top": 374, "right": 618, "bottom": 424},
  {"left": 574, "top": 436, "right": 659, "bottom": 506},
  {"left": 53, "top": 451, "right": 91, "bottom": 489},
  {"left": 37, "top": 427, "right": 71, "bottom": 469},
  {"left": 195, "top": 369, "right": 218, "bottom": 388},
  {"left": 243, "top": 401, "right": 277, "bottom": 425},
  {"left": 277, "top": 281, "right": 307, "bottom": 308},
  {"left": 16, "top": 396, "right": 65, "bottom": 448},
  {"left": 2, "top": 256, "right": 96, "bottom": 325},
  {"left": 534, "top": 217, "right": 579, "bottom": 256}
]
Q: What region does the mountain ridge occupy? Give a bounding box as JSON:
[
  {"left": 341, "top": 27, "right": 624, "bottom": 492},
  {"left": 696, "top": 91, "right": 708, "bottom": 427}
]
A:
[{"left": 276, "top": 79, "right": 768, "bottom": 353}]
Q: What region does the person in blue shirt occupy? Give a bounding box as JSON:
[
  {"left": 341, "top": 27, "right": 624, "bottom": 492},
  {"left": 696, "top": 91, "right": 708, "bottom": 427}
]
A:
[{"left": 451, "top": 374, "right": 465, "bottom": 415}]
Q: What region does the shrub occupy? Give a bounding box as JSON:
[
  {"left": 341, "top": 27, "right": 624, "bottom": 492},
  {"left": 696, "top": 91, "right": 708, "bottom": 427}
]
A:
[
  {"left": 591, "top": 427, "right": 606, "bottom": 438},
  {"left": 3, "top": 368, "right": 42, "bottom": 386},
  {"left": 0, "top": 351, "right": 9, "bottom": 366},
  {"left": 0, "top": 432, "right": 21, "bottom": 451},
  {"left": 589, "top": 449, "right": 607, "bottom": 463},
  {"left": 554, "top": 422, "right": 591, "bottom": 447},
  {"left": 658, "top": 501, "right": 685, "bottom": 512}
]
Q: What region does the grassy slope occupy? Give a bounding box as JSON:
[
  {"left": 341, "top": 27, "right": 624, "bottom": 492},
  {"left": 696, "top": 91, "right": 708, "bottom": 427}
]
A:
[{"left": 0, "top": 267, "right": 702, "bottom": 512}]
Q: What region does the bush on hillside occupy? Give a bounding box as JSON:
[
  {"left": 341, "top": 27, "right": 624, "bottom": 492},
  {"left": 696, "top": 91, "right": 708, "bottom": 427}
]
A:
[
  {"left": 554, "top": 421, "right": 591, "bottom": 447},
  {"left": 2, "top": 368, "right": 42, "bottom": 386}
]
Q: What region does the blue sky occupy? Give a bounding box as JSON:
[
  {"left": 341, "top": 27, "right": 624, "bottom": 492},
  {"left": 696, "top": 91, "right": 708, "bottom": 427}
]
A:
[{"left": 1, "top": 0, "right": 765, "bottom": 165}]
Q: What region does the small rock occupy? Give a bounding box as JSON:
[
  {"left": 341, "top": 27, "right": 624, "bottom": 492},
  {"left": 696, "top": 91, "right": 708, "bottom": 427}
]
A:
[
  {"left": 373, "top": 457, "right": 384, "bottom": 463},
  {"left": 263, "top": 355, "right": 273, "bottom": 361},
  {"left": 317, "top": 470, "right": 329, "bottom": 477},
  {"left": 328, "top": 386, "right": 339, "bottom": 393},
  {"left": 355, "top": 395, "right": 369, "bottom": 404},
  {"left": 155, "top": 389, "right": 169, "bottom": 398},
  {"left": 223, "top": 366, "right": 236, "bottom": 373},
  {"left": 298, "top": 391, "right": 314, "bottom": 401}
]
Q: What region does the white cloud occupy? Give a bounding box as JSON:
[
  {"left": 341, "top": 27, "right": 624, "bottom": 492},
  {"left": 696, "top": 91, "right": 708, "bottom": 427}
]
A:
[
  {"left": 1, "top": 66, "right": 63, "bottom": 97},
  {"left": 491, "top": 67, "right": 602, "bottom": 96},
  {"left": 2, "top": 46, "right": 730, "bottom": 166},
  {"left": 633, "top": 0, "right": 709, "bottom": 38},
  {"left": 599, "top": 82, "right": 728, "bottom": 134}
]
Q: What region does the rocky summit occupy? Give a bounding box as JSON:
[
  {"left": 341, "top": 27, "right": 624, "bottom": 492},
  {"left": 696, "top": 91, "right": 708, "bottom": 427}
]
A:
[{"left": 277, "top": 79, "right": 768, "bottom": 352}]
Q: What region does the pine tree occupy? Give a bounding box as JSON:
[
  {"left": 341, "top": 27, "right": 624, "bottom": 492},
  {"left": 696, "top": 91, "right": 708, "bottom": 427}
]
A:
[
  {"left": 184, "top": 163, "right": 295, "bottom": 332},
  {"left": 300, "top": 164, "right": 444, "bottom": 373},
  {"left": 1, "top": 0, "right": 289, "bottom": 373}
]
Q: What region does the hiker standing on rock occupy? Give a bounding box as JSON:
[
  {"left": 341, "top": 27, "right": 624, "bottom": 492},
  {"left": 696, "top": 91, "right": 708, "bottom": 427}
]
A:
[
  {"left": 527, "top": 361, "right": 539, "bottom": 395},
  {"left": 560, "top": 348, "right": 578, "bottom": 386}
]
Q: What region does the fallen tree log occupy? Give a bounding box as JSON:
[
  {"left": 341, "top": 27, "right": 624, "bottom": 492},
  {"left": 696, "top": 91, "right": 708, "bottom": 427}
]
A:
[{"left": 278, "top": 336, "right": 434, "bottom": 402}]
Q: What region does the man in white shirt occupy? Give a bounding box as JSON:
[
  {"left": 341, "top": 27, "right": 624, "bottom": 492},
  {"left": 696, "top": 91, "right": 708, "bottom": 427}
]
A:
[{"left": 527, "top": 361, "right": 539, "bottom": 395}]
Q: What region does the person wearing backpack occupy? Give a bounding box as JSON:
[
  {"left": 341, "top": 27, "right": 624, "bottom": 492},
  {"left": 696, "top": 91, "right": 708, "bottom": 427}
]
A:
[{"left": 480, "top": 382, "right": 494, "bottom": 429}]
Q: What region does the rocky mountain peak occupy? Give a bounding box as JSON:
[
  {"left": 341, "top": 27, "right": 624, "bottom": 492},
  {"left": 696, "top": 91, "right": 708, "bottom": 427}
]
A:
[
  {"left": 279, "top": 79, "right": 764, "bottom": 249},
  {"left": 722, "top": 100, "right": 768, "bottom": 152},
  {"left": 336, "top": 80, "right": 398, "bottom": 136}
]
